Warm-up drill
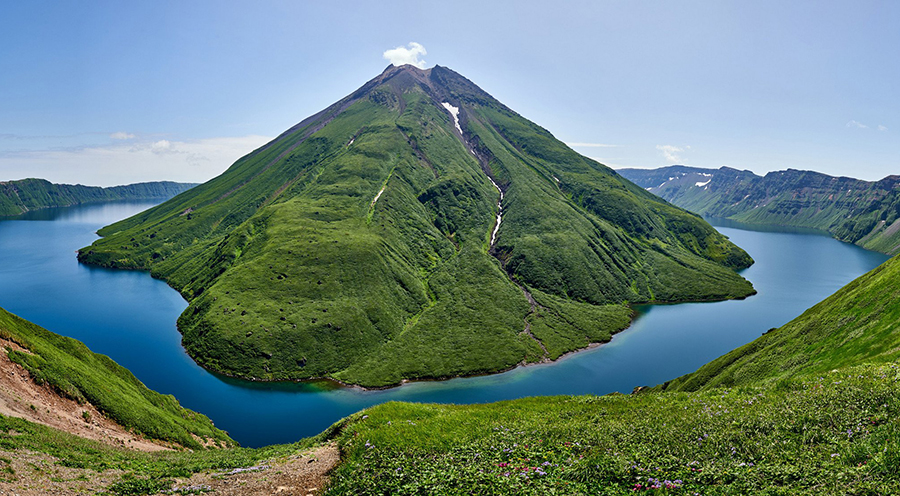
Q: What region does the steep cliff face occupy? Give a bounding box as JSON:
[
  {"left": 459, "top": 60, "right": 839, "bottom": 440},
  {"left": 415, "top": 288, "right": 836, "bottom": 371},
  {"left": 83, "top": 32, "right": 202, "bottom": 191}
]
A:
[
  {"left": 620, "top": 166, "right": 900, "bottom": 254},
  {"left": 78, "top": 65, "right": 754, "bottom": 387}
]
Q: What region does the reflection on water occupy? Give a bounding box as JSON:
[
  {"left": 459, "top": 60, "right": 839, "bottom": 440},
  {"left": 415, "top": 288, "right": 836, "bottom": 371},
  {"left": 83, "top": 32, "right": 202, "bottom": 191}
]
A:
[
  {"left": 0, "top": 201, "right": 888, "bottom": 447},
  {"left": 705, "top": 216, "right": 831, "bottom": 236},
  {"left": 7, "top": 199, "right": 170, "bottom": 222}
]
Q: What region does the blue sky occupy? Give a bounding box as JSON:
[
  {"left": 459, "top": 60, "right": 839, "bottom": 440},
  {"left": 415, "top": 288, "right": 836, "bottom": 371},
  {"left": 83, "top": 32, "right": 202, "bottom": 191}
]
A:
[{"left": 0, "top": 1, "right": 897, "bottom": 185}]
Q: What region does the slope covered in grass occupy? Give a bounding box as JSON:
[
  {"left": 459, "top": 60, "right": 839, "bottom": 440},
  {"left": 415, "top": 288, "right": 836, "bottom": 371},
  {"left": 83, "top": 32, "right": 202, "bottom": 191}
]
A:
[
  {"left": 325, "top": 231, "right": 900, "bottom": 494},
  {"left": 325, "top": 362, "right": 900, "bottom": 495},
  {"left": 78, "top": 65, "right": 753, "bottom": 387},
  {"left": 0, "top": 178, "right": 197, "bottom": 216},
  {"left": 620, "top": 166, "right": 900, "bottom": 255},
  {"left": 0, "top": 307, "right": 233, "bottom": 450},
  {"left": 0, "top": 413, "right": 317, "bottom": 494},
  {"left": 659, "top": 251, "right": 900, "bottom": 392},
  {"left": 7, "top": 220, "right": 900, "bottom": 495}
]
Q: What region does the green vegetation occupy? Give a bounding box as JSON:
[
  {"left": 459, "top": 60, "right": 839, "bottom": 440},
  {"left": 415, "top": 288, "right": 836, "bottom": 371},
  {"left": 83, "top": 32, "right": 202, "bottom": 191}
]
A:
[
  {"left": 0, "top": 308, "right": 232, "bottom": 449},
  {"left": 0, "top": 414, "right": 315, "bottom": 494},
  {"left": 77, "top": 65, "right": 753, "bottom": 387},
  {"left": 659, "top": 246, "right": 900, "bottom": 392},
  {"left": 0, "top": 178, "right": 197, "bottom": 217},
  {"left": 325, "top": 252, "right": 900, "bottom": 494},
  {"left": 6, "top": 185, "right": 900, "bottom": 494},
  {"left": 326, "top": 362, "right": 900, "bottom": 495},
  {"left": 619, "top": 165, "right": 900, "bottom": 255}
]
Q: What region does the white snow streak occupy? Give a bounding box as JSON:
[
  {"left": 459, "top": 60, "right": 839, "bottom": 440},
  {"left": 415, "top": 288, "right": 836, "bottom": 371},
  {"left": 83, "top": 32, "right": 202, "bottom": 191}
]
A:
[
  {"left": 440, "top": 100, "right": 501, "bottom": 247},
  {"left": 695, "top": 179, "right": 711, "bottom": 187},
  {"left": 441, "top": 102, "right": 463, "bottom": 134},
  {"left": 371, "top": 185, "right": 386, "bottom": 206},
  {"left": 487, "top": 175, "right": 504, "bottom": 247}
]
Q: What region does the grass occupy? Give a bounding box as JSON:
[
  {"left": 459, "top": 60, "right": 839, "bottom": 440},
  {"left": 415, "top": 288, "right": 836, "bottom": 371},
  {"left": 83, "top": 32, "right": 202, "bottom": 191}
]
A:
[
  {"left": 324, "top": 248, "right": 900, "bottom": 494},
  {"left": 0, "top": 308, "right": 232, "bottom": 450},
  {"left": 325, "top": 362, "right": 900, "bottom": 495},
  {"left": 0, "top": 413, "right": 319, "bottom": 494},
  {"left": 76, "top": 65, "right": 754, "bottom": 387},
  {"left": 659, "top": 249, "right": 900, "bottom": 392},
  {"left": 6, "top": 188, "right": 900, "bottom": 493}
]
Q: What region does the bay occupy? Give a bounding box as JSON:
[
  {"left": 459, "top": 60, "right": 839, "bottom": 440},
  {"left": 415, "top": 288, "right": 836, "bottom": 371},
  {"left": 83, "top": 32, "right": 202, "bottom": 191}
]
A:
[{"left": 0, "top": 202, "right": 887, "bottom": 447}]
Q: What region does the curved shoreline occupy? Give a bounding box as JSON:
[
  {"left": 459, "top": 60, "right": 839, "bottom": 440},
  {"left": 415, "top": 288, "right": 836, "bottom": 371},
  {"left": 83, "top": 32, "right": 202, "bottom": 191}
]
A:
[
  {"left": 77, "top": 254, "right": 755, "bottom": 392},
  {"left": 202, "top": 287, "right": 756, "bottom": 392}
]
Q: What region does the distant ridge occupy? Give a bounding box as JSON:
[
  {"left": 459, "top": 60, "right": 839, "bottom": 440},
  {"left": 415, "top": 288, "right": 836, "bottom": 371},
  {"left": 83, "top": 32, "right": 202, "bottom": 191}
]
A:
[
  {"left": 0, "top": 178, "right": 198, "bottom": 216},
  {"left": 619, "top": 166, "right": 900, "bottom": 255}
]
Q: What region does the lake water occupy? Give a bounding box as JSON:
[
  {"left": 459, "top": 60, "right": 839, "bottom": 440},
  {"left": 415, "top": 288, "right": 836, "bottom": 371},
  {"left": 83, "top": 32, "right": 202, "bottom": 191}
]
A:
[{"left": 0, "top": 202, "right": 888, "bottom": 447}]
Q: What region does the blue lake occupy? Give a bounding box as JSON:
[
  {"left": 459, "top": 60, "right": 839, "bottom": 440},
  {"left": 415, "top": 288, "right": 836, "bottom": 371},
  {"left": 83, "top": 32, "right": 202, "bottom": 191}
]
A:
[{"left": 0, "top": 202, "right": 888, "bottom": 447}]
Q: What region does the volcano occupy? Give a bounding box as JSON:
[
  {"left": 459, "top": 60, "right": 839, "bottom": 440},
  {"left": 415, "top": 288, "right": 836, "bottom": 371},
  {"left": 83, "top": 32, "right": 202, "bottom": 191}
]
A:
[{"left": 79, "top": 65, "right": 754, "bottom": 387}]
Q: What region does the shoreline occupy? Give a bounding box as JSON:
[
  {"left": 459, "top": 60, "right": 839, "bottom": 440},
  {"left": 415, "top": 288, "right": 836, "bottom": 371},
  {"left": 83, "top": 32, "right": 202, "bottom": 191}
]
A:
[
  {"left": 75, "top": 246, "right": 757, "bottom": 393},
  {"left": 173, "top": 289, "right": 756, "bottom": 392}
]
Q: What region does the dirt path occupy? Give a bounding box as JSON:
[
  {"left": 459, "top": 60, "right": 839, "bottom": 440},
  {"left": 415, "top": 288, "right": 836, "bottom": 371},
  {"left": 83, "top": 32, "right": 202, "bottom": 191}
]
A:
[
  {"left": 170, "top": 443, "right": 340, "bottom": 495},
  {"left": 0, "top": 443, "right": 340, "bottom": 495},
  {"left": 0, "top": 338, "right": 172, "bottom": 452}
]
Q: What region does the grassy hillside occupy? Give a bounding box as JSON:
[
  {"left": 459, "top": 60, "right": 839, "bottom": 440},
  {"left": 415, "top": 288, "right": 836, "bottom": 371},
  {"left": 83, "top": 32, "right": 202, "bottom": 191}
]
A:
[
  {"left": 5, "top": 362, "right": 897, "bottom": 495},
  {"left": 658, "top": 251, "right": 900, "bottom": 392},
  {"left": 324, "top": 361, "right": 900, "bottom": 495},
  {"left": 0, "top": 413, "right": 313, "bottom": 494},
  {"left": 0, "top": 307, "right": 233, "bottom": 450},
  {"left": 78, "top": 65, "right": 753, "bottom": 387},
  {"left": 5, "top": 208, "right": 900, "bottom": 495},
  {"left": 325, "top": 251, "right": 900, "bottom": 494},
  {"left": 619, "top": 166, "right": 900, "bottom": 255},
  {"left": 0, "top": 178, "right": 197, "bottom": 216}
]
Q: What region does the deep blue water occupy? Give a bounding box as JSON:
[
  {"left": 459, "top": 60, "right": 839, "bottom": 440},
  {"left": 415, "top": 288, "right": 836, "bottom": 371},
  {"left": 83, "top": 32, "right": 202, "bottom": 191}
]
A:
[{"left": 0, "top": 202, "right": 888, "bottom": 447}]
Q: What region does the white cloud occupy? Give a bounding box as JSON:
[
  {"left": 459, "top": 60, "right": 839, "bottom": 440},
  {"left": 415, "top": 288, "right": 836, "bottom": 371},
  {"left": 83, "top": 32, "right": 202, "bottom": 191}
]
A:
[
  {"left": 566, "top": 142, "right": 620, "bottom": 148},
  {"left": 0, "top": 135, "right": 272, "bottom": 186},
  {"left": 150, "top": 139, "right": 173, "bottom": 154},
  {"left": 656, "top": 144, "right": 686, "bottom": 164},
  {"left": 383, "top": 42, "right": 427, "bottom": 69},
  {"left": 878, "top": 125, "right": 888, "bottom": 132},
  {"left": 847, "top": 120, "right": 868, "bottom": 129},
  {"left": 110, "top": 131, "right": 135, "bottom": 140}
]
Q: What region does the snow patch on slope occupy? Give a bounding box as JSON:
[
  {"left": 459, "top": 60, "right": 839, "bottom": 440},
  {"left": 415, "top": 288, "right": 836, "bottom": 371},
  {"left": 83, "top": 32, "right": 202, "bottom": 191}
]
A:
[
  {"left": 441, "top": 102, "right": 463, "bottom": 134},
  {"left": 487, "top": 175, "right": 504, "bottom": 247},
  {"left": 371, "top": 185, "right": 386, "bottom": 206}
]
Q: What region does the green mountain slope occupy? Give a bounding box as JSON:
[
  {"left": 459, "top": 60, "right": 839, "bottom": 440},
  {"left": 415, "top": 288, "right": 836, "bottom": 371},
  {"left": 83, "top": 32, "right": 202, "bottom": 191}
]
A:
[
  {"left": 658, "top": 250, "right": 900, "bottom": 392},
  {"left": 6, "top": 233, "right": 900, "bottom": 494},
  {"left": 0, "top": 178, "right": 198, "bottom": 216},
  {"left": 325, "top": 362, "right": 900, "bottom": 495},
  {"left": 78, "top": 65, "right": 753, "bottom": 387},
  {"left": 0, "top": 307, "right": 233, "bottom": 449},
  {"left": 325, "top": 231, "right": 900, "bottom": 494},
  {"left": 619, "top": 165, "right": 900, "bottom": 255}
]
